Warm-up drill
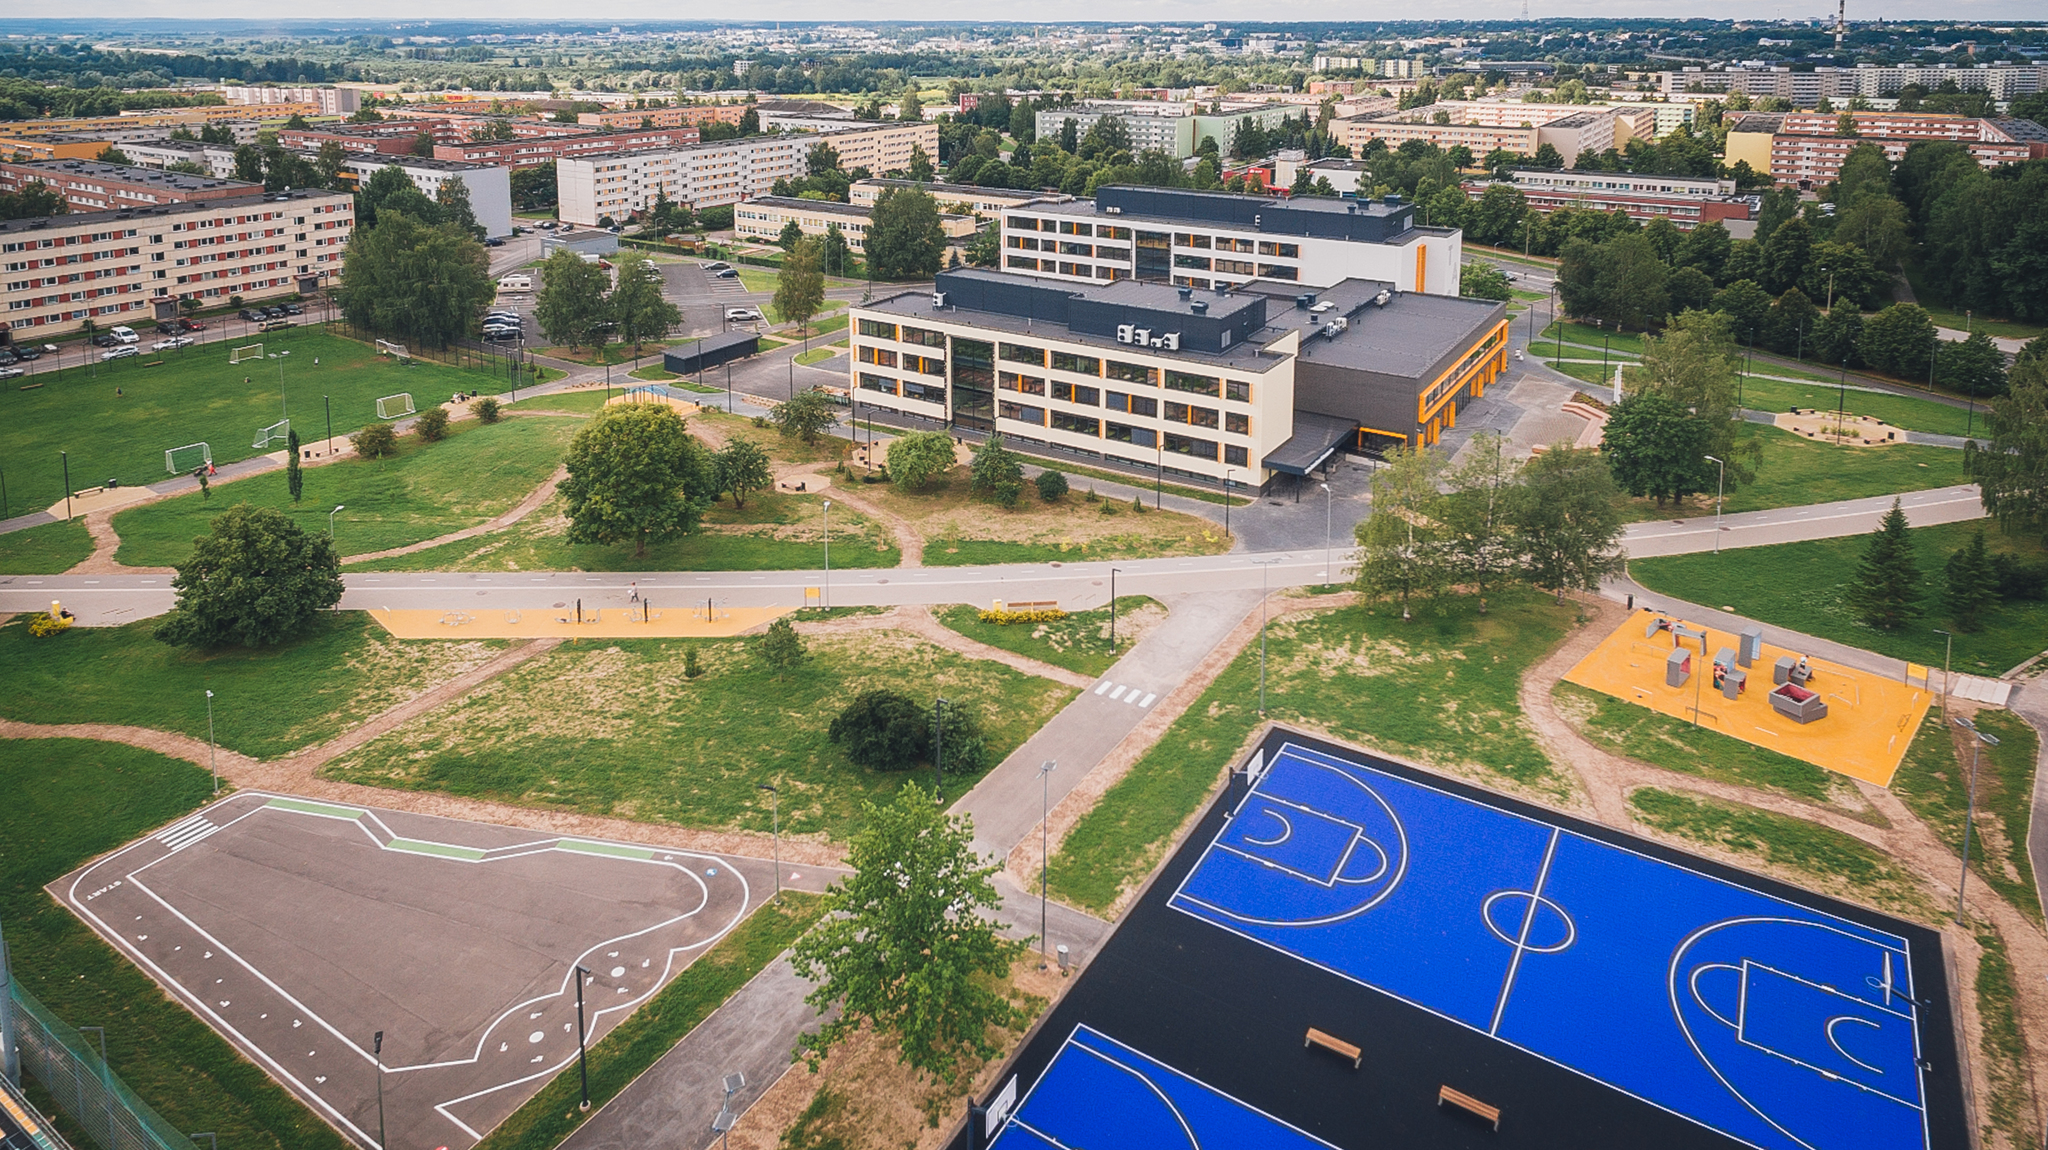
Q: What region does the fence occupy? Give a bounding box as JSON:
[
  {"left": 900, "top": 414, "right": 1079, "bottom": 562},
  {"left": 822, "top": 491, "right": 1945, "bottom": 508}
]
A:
[{"left": 8, "top": 981, "right": 198, "bottom": 1150}]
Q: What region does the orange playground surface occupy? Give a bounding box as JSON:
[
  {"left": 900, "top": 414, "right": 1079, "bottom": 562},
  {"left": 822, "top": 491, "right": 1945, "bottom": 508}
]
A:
[{"left": 1563, "top": 611, "right": 1934, "bottom": 787}]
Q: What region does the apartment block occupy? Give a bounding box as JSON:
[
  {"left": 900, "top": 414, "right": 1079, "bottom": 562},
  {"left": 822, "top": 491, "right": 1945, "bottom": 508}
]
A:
[
  {"left": 1466, "top": 172, "right": 1751, "bottom": 231},
  {"left": 809, "top": 121, "right": 940, "bottom": 178},
  {"left": 1000, "top": 186, "right": 1461, "bottom": 298},
  {"left": 1768, "top": 111, "right": 2041, "bottom": 186},
  {"left": 733, "top": 195, "right": 977, "bottom": 253},
  {"left": 338, "top": 156, "right": 513, "bottom": 237},
  {"left": 577, "top": 105, "right": 748, "bottom": 129},
  {"left": 431, "top": 125, "right": 704, "bottom": 170},
  {"left": 119, "top": 140, "right": 239, "bottom": 179},
  {"left": 218, "top": 85, "right": 361, "bottom": 115},
  {"left": 0, "top": 160, "right": 258, "bottom": 212},
  {"left": 556, "top": 135, "right": 812, "bottom": 226},
  {"left": 1334, "top": 116, "right": 1540, "bottom": 159},
  {"left": 1033, "top": 102, "right": 1300, "bottom": 160},
  {"left": 850, "top": 178, "right": 1073, "bottom": 216},
  {"left": 0, "top": 188, "right": 353, "bottom": 335},
  {"left": 1659, "top": 63, "right": 2048, "bottom": 106},
  {"left": 845, "top": 269, "right": 1507, "bottom": 490}
]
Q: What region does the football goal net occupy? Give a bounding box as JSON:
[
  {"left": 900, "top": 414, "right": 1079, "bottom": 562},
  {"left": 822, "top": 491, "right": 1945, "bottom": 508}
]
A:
[
  {"left": 229, "top": 343, "right": 263, "bottom": 364},
  {"left": 376, "top": 393, "right": 416, "bottom": 419},
  {"left": 376, "top": 339, "right": 411, "bottom": 362},
  {"left": 253, "top": 419, "right": 290, "bottom": 449},
  {"left": 165, "top": 443, "right": 212, "bottom": 474}
]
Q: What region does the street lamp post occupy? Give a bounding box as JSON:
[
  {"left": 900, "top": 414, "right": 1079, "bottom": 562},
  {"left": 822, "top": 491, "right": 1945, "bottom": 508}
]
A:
[
  {"left": 1320, "top": 482, "right": 1333, "bottom": 586},
  {"left": 757, "top": 783, "right": 780, "bottom": 896},
  {"left": 1933, "top": 629, "right": 1953, "bottom": 717},
  {"left": 1951, "top": 716, "right": 2000, "bottom": 925},
  {"left": 1108, "top": 568, "right": 1120, "bottom": 652},
  {"left": 1705, "top": 455, "right": 1724, "bottom": 553},
  {"left": 821, "top": 499, "right": 831, "bottom": 609},
  {"left": 372, "top": 1031, "right": 386, "bottom": 1150},
  {"left": 1253, "top": 557, "right": 1285, "bottom": 716},
  {"left": 1037, "top": 759, "right": 1056, "bottom": 968},
  {"left": 61, "top": 450, "right": 72, "bottom": 523},
  {"left": 330, "top": 504, "right": 345, "bottom": 538},
  {"left": 205, "top": 690, "right": 218, "bottom": 796},
  {"left": 932, "top": 696, "right": 947, "bottom": 801},
  {"left": 324, "top": 394, "right": 333, "bottom": 456},
  {"left": 1222, "top": 467, "right": 1234, "bottom": 537},
  {"left": 572, "top": 966, "right": 591, "bottom": 1110}
]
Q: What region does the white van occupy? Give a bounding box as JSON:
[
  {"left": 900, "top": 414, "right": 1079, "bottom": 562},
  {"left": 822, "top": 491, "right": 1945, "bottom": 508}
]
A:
[
  {"left": 497, "top": 274, "right": 532, "bottom": 292},
  {"left": 109, "top": 325, "right": 139, "bottom": 344}
]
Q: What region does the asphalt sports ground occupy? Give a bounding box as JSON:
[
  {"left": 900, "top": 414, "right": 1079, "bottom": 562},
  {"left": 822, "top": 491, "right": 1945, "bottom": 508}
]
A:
[
  {"left": 958, "top": 727, "right": 1967, "bottom": 1150},
  {"left": 54, "top": 792, "right": 766, "bottom": 1150}
]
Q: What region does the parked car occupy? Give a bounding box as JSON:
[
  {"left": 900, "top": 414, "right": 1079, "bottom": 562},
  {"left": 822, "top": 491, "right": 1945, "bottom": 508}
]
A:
[
  {"left": 109, "top": 326, "right": 139, "bottom": 343},
  {"left": 0, "top": 366, "right": 23, "bottom": 381},
  {"left": 178, "top": 318, "right": 207, "bottom": 332},
  {"left": 481, "top": 328, "right": 521, "bottom": 342},
  {"left": 101, "top": 346, "right": 139, "bottom": 361},
  {"left": 238, "top": 309, "right": 261, "bottom": 321},
  {"left": 151, "top": 338, "right": 181, "bottom": 351},
  {"left": 0, "top": 349, "right": 17, "bottom": 366},
  {"left": 698, "top": 260, "right": 730, "bottom": 271},
  {"left": 282, "top": 303, "right": 304, "bottom": 316},
  {"left": 725, "top": 307, "right": 761, "bottom": 322},
  {"left": 485, "top": 237, "right": 505, "bottom": 247},
  {"left": 714, "top": 268, "right": 739, "bottom": 279},
  {"left": 91, "top": 332, "right": 117, "bottom": 347},
  {"left": 11, "top": 345, "right": 40, "bottom": 360}
]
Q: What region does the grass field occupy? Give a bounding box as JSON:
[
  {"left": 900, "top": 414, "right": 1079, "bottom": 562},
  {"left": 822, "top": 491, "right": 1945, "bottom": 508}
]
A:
[
  {"left": 0, "top": 517, "right": 94, "bottom": 574},
  {"left": 0, "top": 738, "right": 349, "bottom": 1150},
  {"left": 1539, "top": 320, "right": 1648, "bottom": 357},
  {"left": 111, "top": 416, "right": 578, "bottom": 566},
  {"left": 934, "top": 597, "right": 1164, "bottom": 677},
  {"left": 793, "top": 347, "right": 840, "bottom": 366},
  {"left": 876, "top": 467, "right": 1229, "bottom": 564},
  {"left": 0, "top": 612, "right": 508, "bottom": 760},
  {"left": 1626, "top": 787, "right": 1939, "bottom": 923},
  {"left": 323, "top": 631, "right": 1075, "bottom": 840},
  {"left": 473, "top": 892, "right": 824, "bottom": 1150},
  {"left": 1631, "top": 519, "right": 2048, "bottom": 673},
  {"left": 354, "top": 487, "right": 900, "bottom": 572},
  {"left": 1736, "top": 376, "right": 1978, "bottom": 438},
  {"left": 511, "top": 388, "right": 612, "bottom": 414},
  {"left": 1048, "top": 591, "right": 1579, "bottom": 912},
  {"left": 1616, "top": 424, "right": 1966, "bottom": 523},
  {"left": 1892, "top": 709, "right": 2040, "bottom": 923},
  {"left": 0, "top": 325, "right": 513, "bottom": 511}
]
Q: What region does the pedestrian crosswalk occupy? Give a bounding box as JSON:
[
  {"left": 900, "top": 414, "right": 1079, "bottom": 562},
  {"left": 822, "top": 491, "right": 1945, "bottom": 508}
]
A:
[
  {"left": 1093, "top": 679, "right": 1157, "bottom": 708},
  {"left": 1946, "top": 674, "right": 2013, "bottom": 706},
  {"left": 156, "top": 814, "right": 218, "bottom": 853}
]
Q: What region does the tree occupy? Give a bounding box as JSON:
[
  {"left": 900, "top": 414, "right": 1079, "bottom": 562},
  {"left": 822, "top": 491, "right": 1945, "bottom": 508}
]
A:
[
  {"left": 713, "top": 439, "right": 772, "bottom": 509},
  {"left": 1353, "top": 444, "right": 1448, "bottom": 618},
  {"left": 96, "top": 144, "right": 131, "bottom": 166},
  {"left": 1760, "top": 215, "right": 1813, "bottom": 295},
  {"left": 1964, "top": 355, "right": 2048, "bottom": 535},
  {"left": 284, "top": 429, "right": 303, "bottom": 502},
  {"left": 964, "top": 224, "right": 1000, "bottom": 268},
  {"left": 1937, "top": 331, "right": 2008, "bottom": 398},
  {"left": 154, "top": 505, "right": 344, "bottom": 648},
  {"left": 1666, "top": 266, "right": 1716, "bottom": 315},
  {"left": 1844, "top": 499, "right": 1921, "bottom": 629},
  {"left": 818, "top": 223, "right": 853, "bottom": 278},
  {"left": 865, "top": 188, "right": 945, "bottom": 280},
  {"left": 1675, "top": 220, "right": 1732, "bottom": 283},
  {"left": 1035, "top": 469, "right": 1068, "bottom": 502},
  {"left": 772, "top": 387, "right": 838, "bottom": 445},
  {"left": 559, "top": 403, "right": 715, "bottom": 557},
  {"left": 906, "top": 143, "right": 934, "bottom": 183},
  {"left": 1437, "top": 433, "right": 1522, "bottom": 611},
  {"left": 314, "top": 140, "right": 349, "bottom": 191},
  {"left": 0, "top": 179, "right": 68, "bottom": 221},
  {"left": 351, "top": 422, "right": 399, "bottom": 458},
  {"left": 828, "top": 689, "right": 929, "bottom": 769},
  {"left": 1509, "top": 446, "right": 1625, "bottom": 604},
  {"left": 409, "top": 132, "right": 436, "bottom": 158},
  {"left": 885, "top": 430, "right": 956, "bottom": 489},
  {"left": 774, "top": 237, "right": 827, "bottom": 335},
  {"left": 1858, "top": 303, "right": 1937, "bottom": 380},
  {"left": 414, "top": 406, "right": 449, "bottom": 442},
  {"left": 1942, "top": 528, "right": 1999, "bottom": 632},
  {"left": 232, "top": 144, "right": 264, "bottom": 183},
  {"left": 1603, "top": 392, "right": 1712, "bottom": 507},
  {"left": 433, "top": 176, "right": 485, "bottom": 241},
  {"left": 1531, "top": 142, "right": 1564, "bottom": 169},
  {"left": 789, "top": 783, "right": 1020, "bottom": 1078},
  {"left": 1626, "top": 309, "right": 1760, "bottom": 488},
  {"left": 969, "top": 433, "right": 1025, "bottom": 507},
  {"left": 776, "top": 219, "right": 805, "bottom": 252},
  {"left": 756, "top": 617, "right": 808, "bottom": 678},
  {"left": 337, "top": 211, "right": 493, "bottom": 349},
  {"left": 533, "top": 247, "right": 613, "bottom": 352},
  {"left": 1459, "top": 262, "right": 1511, "bottom": 301},
  {"left": 609, "top": 250, "right": 681, "bottom": 353}
]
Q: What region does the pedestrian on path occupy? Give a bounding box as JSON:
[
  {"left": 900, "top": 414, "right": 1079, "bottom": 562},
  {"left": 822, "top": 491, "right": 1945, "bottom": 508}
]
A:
[{"left": 629, "top": 581, "right": 640, "bottom": 602}]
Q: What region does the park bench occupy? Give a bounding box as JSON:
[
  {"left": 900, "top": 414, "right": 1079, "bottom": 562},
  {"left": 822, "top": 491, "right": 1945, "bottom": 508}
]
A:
[
  {"left": 1438, "top": 1085, "right": 1501, "bottom": 1132},
  {"left": 1303, "top": 1028, "right": 1361, "bottom": 1069}
]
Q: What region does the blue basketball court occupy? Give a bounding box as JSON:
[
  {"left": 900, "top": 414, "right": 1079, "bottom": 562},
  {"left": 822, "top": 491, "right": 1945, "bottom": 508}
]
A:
[{"left": 1159, "top": 742, "right": 1932, "bottom": 1150}]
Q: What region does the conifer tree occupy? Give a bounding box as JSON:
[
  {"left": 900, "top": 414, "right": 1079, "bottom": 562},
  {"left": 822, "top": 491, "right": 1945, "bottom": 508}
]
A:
[
  {"left": 1845, "top": 498, "right": 1921, "bottom": 629},
  {"left": 1941, "top": 528, "right": 1999, "bottom": 632}
]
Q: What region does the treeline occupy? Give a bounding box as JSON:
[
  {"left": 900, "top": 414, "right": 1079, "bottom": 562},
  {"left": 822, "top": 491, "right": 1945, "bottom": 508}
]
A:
[
  {"left": 0, "top": 46, "right": 345, "bottom": 85},
  {"left": 0, "top": 75, "right": 222, "bottom": 121}
]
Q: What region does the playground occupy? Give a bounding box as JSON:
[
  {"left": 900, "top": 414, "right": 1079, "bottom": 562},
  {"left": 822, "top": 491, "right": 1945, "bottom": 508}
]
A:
[
  {"left": 367, "top": 602, "right": 792, "bottom": 639},
  {"left": 1562, "top": 610, "right": 1935, "bottom": 787}
]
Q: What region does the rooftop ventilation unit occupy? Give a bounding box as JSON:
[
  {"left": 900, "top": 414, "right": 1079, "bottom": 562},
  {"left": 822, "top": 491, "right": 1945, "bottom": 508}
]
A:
[
  {"left": 1191, "top": 300, "right": 1208, "bottom": 314},
  {"left": 1295, "top": 293, "right": 1317, "bottom": 309},
  {"left": 932, "top": 291, "right": 947, "bottom": 309},
  {"left": 1383, "top": 194, "right": 1402, "bottom": 207},
  {"left": 1373, "top": 289, "right": 1393, "bottom": 307},
  {"left": 1178, "top": 286, "right": 1193, "bottom": 300}
]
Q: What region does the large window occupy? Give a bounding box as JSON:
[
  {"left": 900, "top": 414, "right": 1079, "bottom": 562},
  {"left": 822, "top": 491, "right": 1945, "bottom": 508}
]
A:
[
  {"left": 1164, "top": 432, "right": 1216, "bottom": 460},
  {"left": 1257, "top": 241, "right": 1300, "bottom": 258},
  {"left": 1106, "top": 422, "right": 1156, "bottom": 447},
  {"left": 904, "top": 354, "right": 946, "bottom": 376},
  {"left": 1106, "top": 360, "right": 1157, "bottom": 386},
  {"left": 1058, "top": 220, "right": 1092, "bottom": 236},
  {"left": 1050, "top": 351, "right": 1099, "bottom": 375},
  {"left": 1257, "top": 264, "right": 1299, "bottom": 281},
  {"left": 1164, "top": 370, "right": 1220, "bottom": 397},
  {"left": 1173, "top": 233, "right": 1211, "bottom": 249},
  {"left": 1006, "top": 255, "right": 1040, "bottom": 270},
  {"left": 901, "top": 325, "right": 945, "bottom": 347},
  {"left": 858, "top": 345, "right": 897, "bottom": 368},
  {"left": 1060, "top": 242, "right": 1092, "bottom": 256},
  {"left": 858, "top": 373, "right": 897, "bottom": 395},
  {"left": 1000, "top": 342, "right": 1045, "bottom": 366},
  {"left": 1052, "top": 381, "right": 1100, "bottom": 406},
  {"left": 1051, "top": 412, "right": 1101, "bottom": 436},
  {"left": 1226, "top": 411, "right": 1249, "bottom": 434},
  {"left": 999, "top": 372, "right": 1046, "bottom": 395},
  {"left": 999, "top": 401, "right": 1044, "bottom": 425},
  {"left": 857, "top": 319, "right": 897, "bottom": 339},
  {"left": 1225, "top": 379, "right": 1251, "bottom": 402},
  {"left": 1225, "top": 444, "right": 1248, "bottom": 466},
  {"left": 951, "top": 337, "right": 994, "bottom": 431},
  {"left": 902, "top": 379, "right": 947, "bottom": 405},
  {"left": 1104, "top": 391, "right": 1156, "bottom": 417},
  {"left": 1173, "top": 253, "right": 1212, "bottom": 271},
  {"left": 1098, "top": 225, "right": 1131, "bottom": 240},
  {"left": 1135, "top": 231, "right": 1170, "bottom": 281},
  {"left": 1214, "top": 258, "right": 1254, "bottom": 276},
  {"left": 1215, "top": 236, "right": 1255, "bottom": 253}
]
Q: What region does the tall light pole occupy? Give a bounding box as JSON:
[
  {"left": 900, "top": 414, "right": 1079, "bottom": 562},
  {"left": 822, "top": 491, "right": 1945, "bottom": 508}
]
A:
[
  {"left": 372, "top": 1031, "right": 386, "bottom": 1150},
  {"left": 1320, "top": 482, "right": 1333, "bottom": 586},
  {"left": 268, "top": 349, "right": 292, "bottom": 419},
  {"left": 1704, "top": 455, "right": 1724, "bottom": 553},
  {"left": 757, "top": 782, "right": 780, "bottom": 896},
  {"left": 61, "top": 450, "right": 72, "bottom": 523},
  {"left": 821, "top": 499, "right": 831, "bottom": 609},
  {"left": 1036, "top": 760, "right": 1056, "bottom": 969},
  {"left": 204, "top": 689, "right": 218, "bottom": 796},
  {"left": 1933, "top": 629, "right": 1953, "bottom": 717},
  {"left": 1222, "top": 467, "right": 1234, "bottom": 537},
  {"left": 1951, "top": 716, "right": 1999, "bottom": 925},
  {"left": 931, "top": 696, "right": 947, "bottom": 801},
  {"left": 1108, "top": 568, "right": 1120, "bottom": 652},
  {"left": 1254, "top": 557, "right": 1285, "bottom": 717},
  {"left": 329, "top": 504, "right": 345, "bottom": 538},
  {"left": 572, "top": 966, "right": 591, "bottom": 1110}
]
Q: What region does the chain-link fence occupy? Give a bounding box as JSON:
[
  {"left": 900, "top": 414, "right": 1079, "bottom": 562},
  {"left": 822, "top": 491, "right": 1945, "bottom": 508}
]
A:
[{"left": 8, "top": 982, "right": 198, "bottom": 1150}]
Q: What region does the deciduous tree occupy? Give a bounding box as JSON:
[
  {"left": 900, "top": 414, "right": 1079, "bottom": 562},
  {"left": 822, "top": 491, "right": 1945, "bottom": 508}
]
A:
[
  {"left": 969, "top": 433, "right": 1025, "bottom": 507},
  {"left": 337, "top": 211, "right": 493, "bottom": 349},
  {"left": 865, "top": 188, "right": 946, "bottom": 280},
  {"left": 1353, "top": 444, "right": 1449, "bottom": 618},
  {"left": 559, "top": 403, "right": 715, "bottom": 557},
  {"left": 155, "top": 505, "right": 344, "bottom": 648},
  {"left": 1626, "top": 308, "right": 1761, "bottom": 487},
  {"left": 885, "top": 430, "right": 956, "bottom": 489},
  {"left": 608, "top": 250, "right": 681, "bottom": 353},
  {"left": 534, "top": 247, "right": 613, "bottom": 353},
  {"left": 828, "top": 689, "right": 929, "bottom": 770},
  {"left": 1509, "top": 446, "right": 1625, "bottom": 604},
  {"left": 772, "top": 387, "right": 838, "bottom": 444},
  {"left": 774, "top": 237, "right": 826, "bottom": 334},
  {"left": 756, "top": 616, "right": 807, "bottom": 678},
  {"left": 1964, "top": 355, "right": 2048, "bottom": 534},
  {"left": 713, "top": 439, "right": 772, "bottom": 509}
]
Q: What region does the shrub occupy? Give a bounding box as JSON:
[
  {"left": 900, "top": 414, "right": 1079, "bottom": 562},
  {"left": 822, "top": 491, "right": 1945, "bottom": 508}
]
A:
[
  {"left": 414, "top": 406, "right": 450, "bottom": 442},
  {"left": 755, "top": 617, "right": 807, "bottom": 678},
  {"left": 978, "top": 607, "right": 1066, "bottom": 625},
  {"left": 27, "top": 611, "right": 73, "bottom": 638},
  {"left": 473, "top": 396, "right": 502, "bottom": 423},
  {"left": 828, "top": 688, "right": 929, "bottom": 770},
  {"left": 1131, "top": 495, "right": 1145, "bottom": 513},
  {"left": 1035, "top": 468, "right": 1069, "bottom": 502},
  {"left": 351, "top": 422, "right": 399, "bottom": 458},
  {"left": 683, "top": 645, "right": 703, "bottom": 678}
]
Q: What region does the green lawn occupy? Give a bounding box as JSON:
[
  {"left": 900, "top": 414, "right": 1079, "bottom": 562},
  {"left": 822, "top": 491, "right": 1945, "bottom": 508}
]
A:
[
  {"left": 934, "top": 598, "right": 1160, "bottom": 678},
  {"left": 793, "top": 347, "right": 839, "bottom": 367},
  {"left": 473, "top": 892, "right": 823, "bottom": 1150},
  {"left": 0, "top": 325, "right": 515, "bottom": 510},
  {"left": 0, "top": 517, "right": 94, "bottom": 574},
  {"left": 0, "top": 612, "right": 508, "bottom": 760},
  {"left": 1552, "top": 682, "right": 1859, "bottom": 809},
  {"left": 323, "top": 632, "right": 1075, "bottom": 840},
  {"left": 354, "top": 488, "right": 900, "bottom": 572},
  {"left": 923, "top": 534, "right": 1215, "bottom": 566},
  {"left": 1892, "top": 709, "right": 2040, "bottom": 923},
  {"left": 1627, "top": 787, "right": 1939, "bottom": 923},
  {"left": 1736, "top": 375, "right": 1977, "bottom": 438},
  {"left": 1049, "top": 591, "right": 1580, "bottom": 912},
  {"left": 539, "top": 342, "right": 684, "bottom": 366},
  {"left": 1617, "top": 424, "right": 1966, "bottom": 524},
  {"left": 512, "top": 388, "right": 612, "bottom": 414},
  {"left": 1632, "top": 519, "right": 2048, "bottom": 673},
  {"left": 628, "top": 364, "right": 678, "bottom": 381},
  {"left": 1539, "top": 320, "right": 1647, "bottom": 356},
  {"left": 111, "top": 416, "right": 578, "bottom": 566},
  {"left": 0, "top": 738, "right": 349, "bottom": 1150}
]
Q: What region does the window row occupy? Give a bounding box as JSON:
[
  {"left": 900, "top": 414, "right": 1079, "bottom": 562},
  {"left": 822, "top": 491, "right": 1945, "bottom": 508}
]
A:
[
  {"left": 856, "top": 345, "right": 945, "bottom": 375},
  {"left": 996, "top": 345, "right": 1250, "bottom": 403},
  {"left": 994, "top": 375, "right": 1250, "bottom": 434},
  {"left": 1006, "top": 236, "right": 1130, "bottom": 260},
  {"left": 854, "top": 319, "right": 945, "bottom": 346},
  {"left": 1008, "top": 216, "right": 1132, "bottom": 240},
  {"left": 1170, "top": 254, "right": 1298, "bottom": 280},
  {"left": 858, "top": 372, "right": 947, "bottom": 406},
  {"left": 1005, "top": 255, "right": 1119, "bottom": 280},
  {"left": 1169, "top": 234, "right": 1301, "bottom": 258}
]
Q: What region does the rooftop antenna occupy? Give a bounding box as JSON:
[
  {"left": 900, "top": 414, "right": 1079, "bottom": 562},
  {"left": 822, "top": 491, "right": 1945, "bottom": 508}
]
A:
[{"left": 1521, "top": 0, "right": 1529, "bottom": 20}]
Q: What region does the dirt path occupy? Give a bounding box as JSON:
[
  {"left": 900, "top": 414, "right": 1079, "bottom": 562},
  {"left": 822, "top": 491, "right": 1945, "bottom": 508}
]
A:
[
  {"left": 66, "top": 508, "right": 174, "bottom": 576},
  {"left": 795, "top": 605, "right": 1092, "bottom": 689},
  {"left": 342, "top": 464, "right": 568, "bottom": 564},
  {"left": 801, "top": 476, "right": 923, "bottom": 566}
]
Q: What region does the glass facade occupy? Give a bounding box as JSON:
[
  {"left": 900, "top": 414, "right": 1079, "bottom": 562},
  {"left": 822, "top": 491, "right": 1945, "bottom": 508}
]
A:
[{"left": 951, "top": 336, "right": 995, "bottom": 432}]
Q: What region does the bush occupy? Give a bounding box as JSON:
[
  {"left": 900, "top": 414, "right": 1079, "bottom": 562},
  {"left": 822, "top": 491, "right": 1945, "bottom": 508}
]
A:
[
  {"left": 26, "top": 611, "right": 73, "bottom": 638},
  {"left": 414, "top": 406, "right": 450, "bottom": 442},
  {"left": 828, "top": 688, "right": 929, "bottom": 770},
  {"left": 1131, "top": 495, "right": 1145, "bottom": 514},
  {"left": 979, "top": 607, "right": 1066, "bottom": 625},
  {"left": 755, "top": 617, "right": 807, "bottom": 678},
  {"left": 684, "top": 645, "right": 703, "bottom": 678},
  {"left": 473, "top": 396, "right": 502, "bottom": 423},
  {"left": 1036, "top": 469, "right": 1069, "bottom": 502},
  {"left": 351, "top": 422, "right": 399, "bottom": 458}
]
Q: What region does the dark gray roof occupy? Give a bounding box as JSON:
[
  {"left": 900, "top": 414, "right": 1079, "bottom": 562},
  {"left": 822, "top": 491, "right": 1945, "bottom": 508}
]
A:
[
  {"left": 4, "top": 159, "right": 253, "bottom": 194},
  {"left": 747, "top": 195, "right": 873, "bottom": 218},
  {"left": 1243, "top": 278, "right": 1505, "bottom": 381},
  {"left": 0, "top": 187, "right": 341, "bottom": 235}
]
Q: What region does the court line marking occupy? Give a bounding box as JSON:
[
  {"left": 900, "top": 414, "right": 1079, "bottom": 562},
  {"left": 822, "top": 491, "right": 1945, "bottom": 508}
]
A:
[
  {"left": 1068, "top": 1041, "right": 1201, "bottom": 1150},
  {"left": 1240, "top": 809, "right": 1292, "bottom": 847},
  {"left": 1731, "top": 960, "right": 1923, "bottom": 1110},
  {"left": 1489, "top": 828, "right": 1562, "bottom": 1037},
  {"left": 1826, "top": 1017, "right": 1885, "bottom": 1076}
]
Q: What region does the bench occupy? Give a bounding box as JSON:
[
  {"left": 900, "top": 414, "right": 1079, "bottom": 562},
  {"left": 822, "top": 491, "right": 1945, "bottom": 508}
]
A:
[
  {"left": 1303, "top": 1028, "right": 1361, "bottom": 1069},
  {"left": 1438, "top": 1085, "right": 1500, "bottom": 1132},
  {"left": 1007, "top": 601, "right": 1060, "bottom": 611}
]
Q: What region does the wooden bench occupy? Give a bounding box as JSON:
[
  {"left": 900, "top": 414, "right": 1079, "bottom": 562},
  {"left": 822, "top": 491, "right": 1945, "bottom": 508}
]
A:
[
  {"left": 1437, "top": 1085, "right": 1500, "bottom": 1132},
  {"left": 1007, "top": 600, "right": 1060, "bottom": 611},
  {"left": 1303, "top": 1028, "right": 1361, "bottom": 1069}
]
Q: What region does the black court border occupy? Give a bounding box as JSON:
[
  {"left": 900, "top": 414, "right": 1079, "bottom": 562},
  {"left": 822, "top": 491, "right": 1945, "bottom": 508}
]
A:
[{"left": 954, "top": 725, "right": 1967, "bottom": 1150}]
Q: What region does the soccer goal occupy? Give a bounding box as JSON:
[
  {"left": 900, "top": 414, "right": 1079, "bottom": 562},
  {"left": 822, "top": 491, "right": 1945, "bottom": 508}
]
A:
[
  {"left": 376, "top": 393, "right": 416, "bottom": 419},
  {"left": 376, "top": 339, "right": 411, "bottom": 361},
  {"left": 229, "top": 343, "right": 264, "bottom": 364},
  {"left": 253, "top": 419, "right": 290, "bottom": 449},
  {"left": 165, "top": 442, "right": 212, "bottom": 474}
]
